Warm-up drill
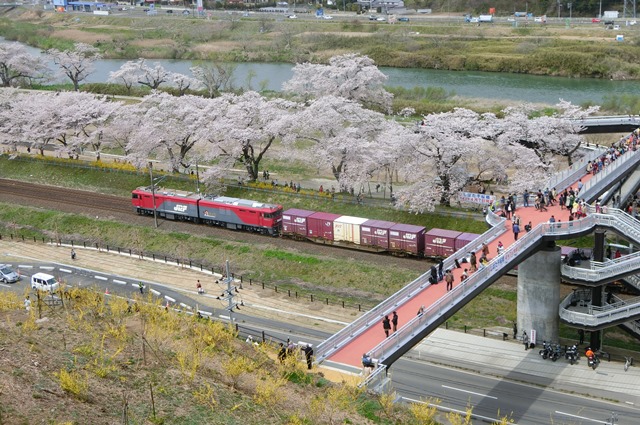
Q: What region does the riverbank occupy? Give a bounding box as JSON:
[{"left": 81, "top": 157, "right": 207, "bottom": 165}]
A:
[{"left": 2, "top": 8, "right": 640, "bottom": 81}]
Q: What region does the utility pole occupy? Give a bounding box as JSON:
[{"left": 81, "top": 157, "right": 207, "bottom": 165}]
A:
[
  {"left": 194, "top": 158, "right": 200, "bottom": 194},
  {"left": 218, "top": 260, "right": 242, "bottom": 323},
  {"left": 148, "top": 161, "right": 158, "bottom": 229}
]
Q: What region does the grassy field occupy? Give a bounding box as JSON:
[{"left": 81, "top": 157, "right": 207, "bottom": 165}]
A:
[{"left": 1, "top": 8, "right": 640, "bottom": 81}]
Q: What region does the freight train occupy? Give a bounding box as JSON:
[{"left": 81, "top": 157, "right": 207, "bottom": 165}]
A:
[{"left": 131, "top": 186, "right": 480, "bottom": 258}]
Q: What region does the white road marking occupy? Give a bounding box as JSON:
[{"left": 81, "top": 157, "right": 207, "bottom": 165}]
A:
[
  {"left": 113, "top": 279, "right": 126, "bottom": 285},
  {"left": 150, "top": 289, "right": 160, "bottom": 296},
  {"left": 198, "top": 310, "right": 212, "bottom": 316},
  {"left": 39, "top": 266, "right": 55, "bottom": 270},
  {"left": 555, "top": 411, "right": 604, "bottom": 423},
  {"left": 219, "top": 315, "right": 230, "bottom": 320},
  {"left": 164, "top": 296, "right": 176, "bottom": 302},
  {"left": 441, "top": 385, "right": 497, "bottom": 399},
  {"left": 18, "top": 265, "right": 33, "bottom": 269},
  {"left": 0, "top": 283, "right": 11, "bottom": 288},
  {"left": 179, "top": 303, "right": 192, "bottom": 310},
  {"left": 59, "top": 268, "right": 72, "bottom": 273},
  {"left": 95, "top": 275, "right": 108, "bottom": 281}
]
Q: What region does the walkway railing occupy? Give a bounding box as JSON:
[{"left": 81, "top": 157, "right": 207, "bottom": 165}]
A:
[
  {"left": 580, "top": 149, "right": 640, "bottom": 203},
  {"left": 561, "top": 251, "right": 640, "bottom": 283},
  {"left": 364, "top": 212, "right": 640, "bottom": 366},
  {"left": 314, "top": 215, "right": 506, "bottom": 363},
  {"left": 559, "top": 292, "right": 640, "bottom": 328},
  {"left": 546, "top": 148, "right": 605, "bottom": 195}
]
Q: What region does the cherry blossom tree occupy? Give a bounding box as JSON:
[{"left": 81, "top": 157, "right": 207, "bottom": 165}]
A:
[
  {"left": 108, "top": 60, "right": 139, "bottom": 94},
  {"left": 1, "top": 91, "right": 118, "bottom": 156},
  {"left": 170, "top": 72, "right": 200, "bottom": 96},
  {"left": 201, "top": 91, "right": 300, "bottom": 182},
  {"left": 282, "top": 95, "right": 403, "bottom": 192},
  {"left": 47, "top": 43, "right": 102, "bottom": 91},
  {"left": 495, "top": 101, "right": 596, "bottom": 169},
  {"left": 125, "top": 92, "right": 219, "bottom": 173},
  {"left": 190, "top": 63, "right": 236, "bottom": 98},
  {"left": 397, "top": 108, "right": 486, "bottom": 209},
  {"left": 283, "top": 53, "right": 393, "bottom": 113},
  {"left": 135, "top": 59, "right": 171, "bottom": 90},
  {"left": 0, "top": 42, "right": 49, "bottom": 87}
]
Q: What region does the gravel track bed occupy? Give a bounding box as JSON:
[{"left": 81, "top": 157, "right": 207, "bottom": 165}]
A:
[{"left": 0, "top": 178, "right": 431, "bottom": 273}]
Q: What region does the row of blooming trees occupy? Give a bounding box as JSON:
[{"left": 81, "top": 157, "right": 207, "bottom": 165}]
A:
[{"left": 0, "top": 47, "right": 597, "bottom": 212}]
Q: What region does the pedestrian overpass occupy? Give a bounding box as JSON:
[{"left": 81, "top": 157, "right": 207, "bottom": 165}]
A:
[{"left": 315, "top": 130, "right": 640, "bottom": 391}]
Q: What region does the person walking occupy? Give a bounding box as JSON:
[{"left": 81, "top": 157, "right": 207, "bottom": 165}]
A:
[
  {"left": 578, "top": 329, "right": 585, "bottom": 345},
  {"left": 513, "top": 222, "right": 520, "bottom": 241},
  {"left": 391, "top": 311, "right": 398, "bottom": 333},
  {"left": 303, "top": 344, "right": 314, "bottom": 370},
  {"left": 70, "top": 248, "right": 76, "bottom": 260},
  {"left": 138, "top": 281, "right": 144, "bottom": 294},
  {"left": 523, "top": 331, "right": 530, "bottom": 350},
  {"left": 445, "top": 269, "right": 454, "bottom": 292},
  {"left": 196, "top": 280, "right": 204, "bottom": 295},
  {"left": 513, "top": 322, "right": 518, "bottom": 340},
  {"left": 24, "top": 295, "right": 31, "bottom": 312},
  {"left": 481, "top": 242, "right": 490, "bottom": 261},
  {"left": 469, "top": 252, "right": 477, "bottom": 273},
  {"left": 382, "top": 315, "right": 391, "bottom": 337}
]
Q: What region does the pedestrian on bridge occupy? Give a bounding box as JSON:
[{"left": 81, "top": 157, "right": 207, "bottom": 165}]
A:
[
  {"left": 445, "top": 270, "right": 454, "bottom": 292},
  {"left": 382, "top": 315, "right": 391, "bottom": 337},
  {"left": 392, "top": 311, "right": 398, "bottom": 333}
]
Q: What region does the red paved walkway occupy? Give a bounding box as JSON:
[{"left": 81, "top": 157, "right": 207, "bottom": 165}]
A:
[{"left": 328, "top": 174, "right": 594, "bottom": 368}]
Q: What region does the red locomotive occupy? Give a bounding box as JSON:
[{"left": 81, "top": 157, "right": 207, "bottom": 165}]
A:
[{"left": 131, "top": 186, "right": 283, "bottom": 235}]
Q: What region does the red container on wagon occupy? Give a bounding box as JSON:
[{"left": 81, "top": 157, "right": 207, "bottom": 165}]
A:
[
  {"left": 454, "top": 232, "right": 481, "bottom": 252},
  {"left": 360, "top": 220, "right": 395, "bottom": 250},
  {"left": 424, "top": 228, "right": 462, "bottom": 257},
  {"left": 388, "top": 223, "right": 426, "bottom": 255},
  {"left": 307, "top": 212, "right": 341, "bottom": 241},
  {"left": 282, "top": 208, "right": 316, "bottom": 237}
]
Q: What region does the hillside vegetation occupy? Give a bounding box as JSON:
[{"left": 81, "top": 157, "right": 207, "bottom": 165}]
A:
[{"left": 0, "top": 288, "right": 469, "bottom": 424}]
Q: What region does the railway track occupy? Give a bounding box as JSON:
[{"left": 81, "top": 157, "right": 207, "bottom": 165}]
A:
[
  {"left": 0, "top": 178, "right": 431, "bottom": 273},
  {"left": 0, "top": 178, "right": 131, "bottom": 215}
]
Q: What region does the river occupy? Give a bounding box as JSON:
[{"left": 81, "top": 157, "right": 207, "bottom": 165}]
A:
[{"left": 5, "top": 38, "right": 640, "bottom": 105}]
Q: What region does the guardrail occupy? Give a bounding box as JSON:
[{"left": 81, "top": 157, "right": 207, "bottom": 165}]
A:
[
  {"left": 559, "top": 292, "right": 640, "bottom": 328},
  {"left": 561, "top": 251, "right": 640, "bottom": 282},
  {"left": 581, "top": 149, "right": 640, "bottom": 203},
  {"left": 364, "top": 211, "right": 640, "bottom": 366},
  {"left": 314, "top": 213, "right": 506, "bottom": 363}
]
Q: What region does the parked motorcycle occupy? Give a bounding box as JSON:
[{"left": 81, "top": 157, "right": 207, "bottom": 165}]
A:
[
  {"left": 539, "top": 341, "right": 550, "bottom": 359},
  {"left": 550, "top": 344, "right": 562, "bottom": 362},
  {"left": 588, "top": 354, "right": 600, "bottom": 370},
  {"left": 565, "top": 345, "right": 578, "bottom": 365}
]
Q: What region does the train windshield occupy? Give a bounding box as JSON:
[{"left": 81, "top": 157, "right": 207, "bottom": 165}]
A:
[{"left": 263, "top": 210, "right": 282, "bottom": 219}]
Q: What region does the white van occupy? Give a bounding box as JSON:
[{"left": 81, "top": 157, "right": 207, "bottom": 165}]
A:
[{"left": 31, "top": 273, "right": 60, "bottom": 292}]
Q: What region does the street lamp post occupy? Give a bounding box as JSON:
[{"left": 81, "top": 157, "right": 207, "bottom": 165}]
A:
[{"left": 148, "top": 161, "right": 158, "bottom": 228}]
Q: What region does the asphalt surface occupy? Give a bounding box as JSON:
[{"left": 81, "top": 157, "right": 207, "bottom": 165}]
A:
[{"left": 3, "top": 239, "right": 640, "bottom": 424}]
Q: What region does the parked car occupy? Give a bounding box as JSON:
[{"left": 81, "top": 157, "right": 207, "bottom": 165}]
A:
[
  {"left": 592, "top": 18, "right": 601, "bottom": 23},
  {"left": 0, "top": 264, "right": 19, "bottom": 283},
  {"left": 323, "top": 15, "right": 334, "bottom": 20},
  {"left": 398, "top": 17, "right": 410, "bottom": 22},
  {"left": 369, "top": 15, "right": 378, "bottom": 20},
  {"left": 182, "top": 10, "right": 190, "bottom": 15},
  {"left": 375, "top": 17, "right": 385, "bottom": 21},
  {"left": 287, "top": 14, "right": 297, "bottom": 19},
  {"left": 166, "top": 9, "right": 173, "bottom": 13}
]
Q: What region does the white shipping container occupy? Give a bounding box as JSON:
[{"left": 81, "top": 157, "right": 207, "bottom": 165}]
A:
[{"left": 333, "top": 216, "right": 368, "bottom": 244}]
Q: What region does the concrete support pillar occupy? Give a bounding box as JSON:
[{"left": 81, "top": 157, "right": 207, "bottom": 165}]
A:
[
  {"left": 517, "top": 242, "right": 561, "bottom": 344},
  {"left": 591, "top": 229, "right": 606, "bottom": 350}
]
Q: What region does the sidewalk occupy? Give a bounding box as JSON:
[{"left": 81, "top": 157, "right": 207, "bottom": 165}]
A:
[{"left": 412, "top": 328, "right": 640, "bottom": 403}]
